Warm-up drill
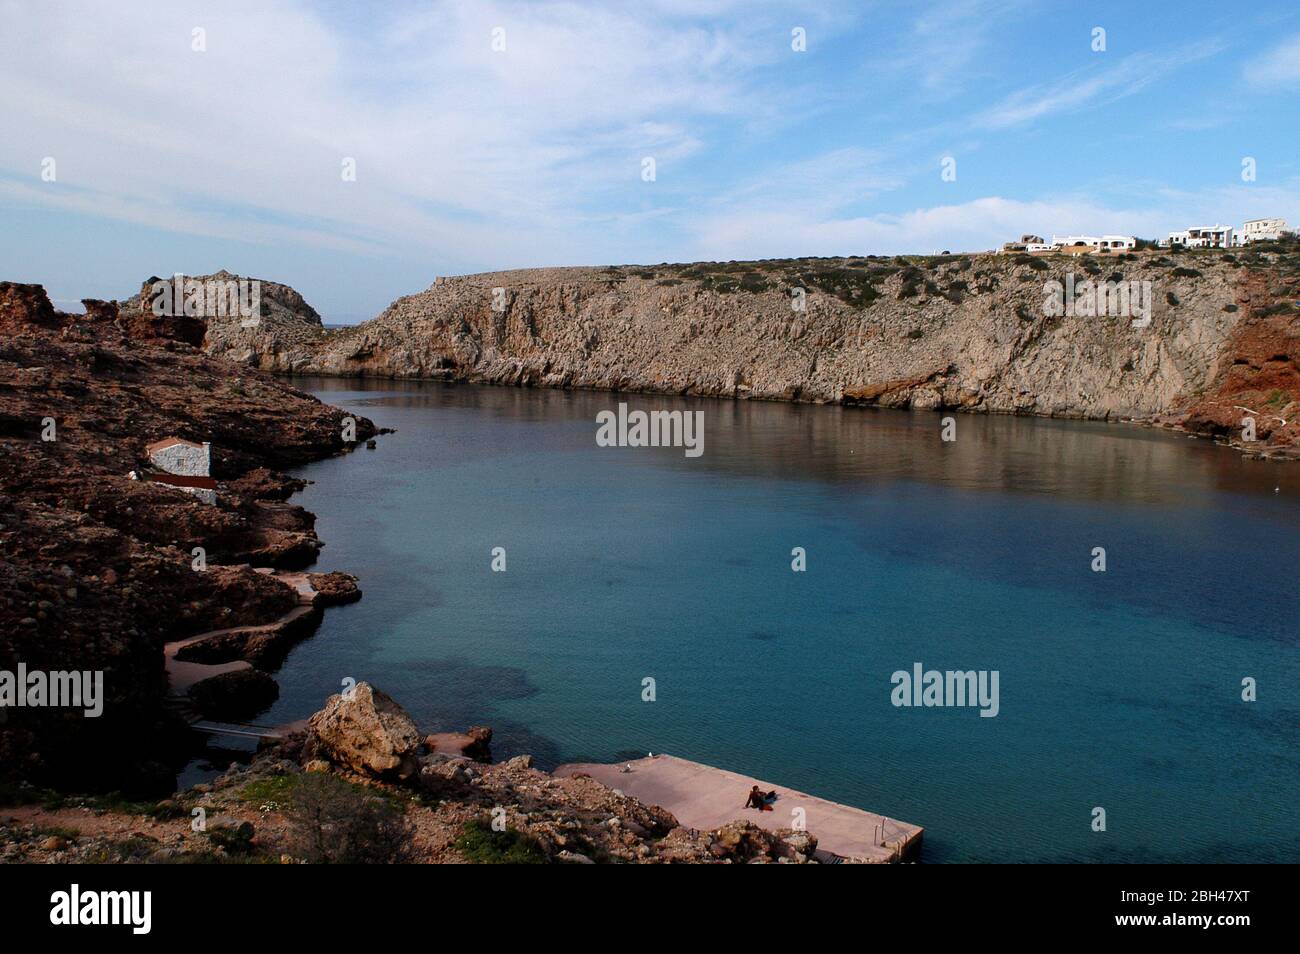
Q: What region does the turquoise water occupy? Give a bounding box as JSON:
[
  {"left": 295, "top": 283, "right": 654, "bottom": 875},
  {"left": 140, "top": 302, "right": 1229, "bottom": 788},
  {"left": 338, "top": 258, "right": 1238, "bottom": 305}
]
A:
[{"left": 260, "top": 379, "right": 1299, "bottom": 863}]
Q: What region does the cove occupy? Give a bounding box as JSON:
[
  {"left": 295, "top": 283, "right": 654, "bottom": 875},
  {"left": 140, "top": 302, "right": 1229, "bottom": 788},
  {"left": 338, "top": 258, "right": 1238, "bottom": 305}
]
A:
[{"left": 254, "top": 378, "right": 1299, "bottom": 864}]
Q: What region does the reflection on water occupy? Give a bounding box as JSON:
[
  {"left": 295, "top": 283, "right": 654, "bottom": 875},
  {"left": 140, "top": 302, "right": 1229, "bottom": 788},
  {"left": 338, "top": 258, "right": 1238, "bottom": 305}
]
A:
[
  {"left": 260, "top": 377, "right": 1299, "bottom": 863},
  {"left": 312, "top": 377, "right": 1300, "bottom": 508}
]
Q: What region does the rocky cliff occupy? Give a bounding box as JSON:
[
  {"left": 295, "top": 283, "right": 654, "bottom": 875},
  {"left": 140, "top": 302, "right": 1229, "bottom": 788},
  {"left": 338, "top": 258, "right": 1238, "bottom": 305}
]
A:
[
  {"left": 0, "top": 283, "right": 376, "bottom": 793},
  {"left": 199, "top": 245, "right": 1300, "bottom": 455}
]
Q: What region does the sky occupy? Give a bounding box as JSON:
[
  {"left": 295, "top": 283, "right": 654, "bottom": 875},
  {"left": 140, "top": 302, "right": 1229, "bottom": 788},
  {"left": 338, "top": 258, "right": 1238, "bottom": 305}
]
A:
[{"left": 2, "top": 0, "right": 1298, "bottom": 323}]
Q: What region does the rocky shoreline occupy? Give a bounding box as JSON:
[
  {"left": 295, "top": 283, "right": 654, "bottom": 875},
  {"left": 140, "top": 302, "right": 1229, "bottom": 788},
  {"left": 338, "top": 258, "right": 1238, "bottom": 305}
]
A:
[
  {"left": 0, "top": 279, "right": 837, "bottom": 864},
  {"left": 0, "top": 282, "right": 378, "bottom": 794},
  {"left": 2, "top": 682, "right": 828, "bottom": 864},
  {"left": 192, "top": 244, "right": 1300, "bottom": 460}
]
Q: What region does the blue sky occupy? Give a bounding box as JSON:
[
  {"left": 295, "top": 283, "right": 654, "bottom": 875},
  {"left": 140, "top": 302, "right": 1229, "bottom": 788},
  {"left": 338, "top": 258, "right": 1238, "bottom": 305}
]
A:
[{"left": 2, "top": 0, "right": 1298, "bottom": 322}]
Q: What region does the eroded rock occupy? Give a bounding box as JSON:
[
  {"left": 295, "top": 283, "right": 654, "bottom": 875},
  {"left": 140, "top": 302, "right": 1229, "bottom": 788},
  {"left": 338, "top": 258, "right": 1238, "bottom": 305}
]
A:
[{"left": 303, "top": 682, "right": 422, "bottom": 780}]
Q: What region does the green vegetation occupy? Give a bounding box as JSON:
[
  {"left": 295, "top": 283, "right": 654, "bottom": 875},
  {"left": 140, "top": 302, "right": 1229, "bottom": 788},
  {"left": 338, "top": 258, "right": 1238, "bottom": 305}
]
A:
[
  {"left": 0, "top": 781, "right": 61, "bottom": 809},
  {"left": 783, "top": 266, "right": 879, "bottom": 306},
  {"left": 0, "top": 783, "right": 183, "bottom": 820},
  {"left": 454, "top": 820, "right": 548, "bottom": 864},
  {"left": 283, "top": 773, "right": 413, "bottom": 864},
  {"left": 238, "top": 774, "right": 298, "bottom": 805},
  {"left": 1171, "top": 266, "right": 1202, "bottom": 278}
]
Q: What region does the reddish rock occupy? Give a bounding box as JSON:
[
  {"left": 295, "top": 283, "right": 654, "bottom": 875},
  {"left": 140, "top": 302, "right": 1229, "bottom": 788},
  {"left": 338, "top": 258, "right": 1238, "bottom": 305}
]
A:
[
  {"left": 0, "top": 284, "right": 377, "bottom": 793},
  {"left": 0, "top": 281, "right": 59, "bottom": 333},
  {"left": 80, "top": 299, "right": 120, "bottom": 323},
  {"left": 306, "top": 571, "right": 361, "bottom": 606}
]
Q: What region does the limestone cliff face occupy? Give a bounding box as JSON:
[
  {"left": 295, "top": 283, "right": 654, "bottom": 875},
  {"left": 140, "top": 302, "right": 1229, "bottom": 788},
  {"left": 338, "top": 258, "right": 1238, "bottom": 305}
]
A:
[
  {"left": 117, "top": 270, "right": 327, "bottom": 370},
  {"left": 200, "top": 247, "right": 1300, "bottom": 449}
]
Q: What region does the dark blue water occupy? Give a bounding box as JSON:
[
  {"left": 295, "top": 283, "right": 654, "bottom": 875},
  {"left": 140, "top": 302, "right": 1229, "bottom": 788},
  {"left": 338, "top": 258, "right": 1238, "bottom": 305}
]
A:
[{"left": 259, "top": 379, "right": 1299, "bottom": 863}]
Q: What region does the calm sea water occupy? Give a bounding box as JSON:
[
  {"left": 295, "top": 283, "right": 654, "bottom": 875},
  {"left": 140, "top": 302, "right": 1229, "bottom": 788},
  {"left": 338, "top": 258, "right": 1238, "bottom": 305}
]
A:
[{"left": 256, "top": 379, "right": 1298, "bottom": 863}]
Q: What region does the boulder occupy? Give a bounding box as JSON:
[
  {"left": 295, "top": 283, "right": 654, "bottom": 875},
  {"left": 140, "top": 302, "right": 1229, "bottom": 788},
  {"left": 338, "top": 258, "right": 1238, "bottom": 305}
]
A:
[{"left": 303, "top": 682, "right": 421, "bottom": 780}]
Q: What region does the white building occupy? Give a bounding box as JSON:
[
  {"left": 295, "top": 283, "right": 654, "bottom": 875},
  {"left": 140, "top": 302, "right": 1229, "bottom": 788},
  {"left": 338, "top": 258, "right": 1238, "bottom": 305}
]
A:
[
  {"left": 1239, "top": 218, "right": 1288, "bottom": 244},
  {"left": 141, "top": 437, "right": 217, "bottom": 504},
  {"left": 1166, "top": 225, "right": 1233, "bottom": 249},
  {"left": 1050, "top": 234, "right": 1137, "bottom": 252}
]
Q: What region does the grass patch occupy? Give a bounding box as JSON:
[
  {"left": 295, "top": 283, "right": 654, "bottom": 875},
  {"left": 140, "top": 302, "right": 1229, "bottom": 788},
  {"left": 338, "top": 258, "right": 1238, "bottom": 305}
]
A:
[
  {"left": 238, "top": 775, "right": 299, "bottom": 806},
  {"left": 454, "top": 820, "right": 549, "bottom": 864}
]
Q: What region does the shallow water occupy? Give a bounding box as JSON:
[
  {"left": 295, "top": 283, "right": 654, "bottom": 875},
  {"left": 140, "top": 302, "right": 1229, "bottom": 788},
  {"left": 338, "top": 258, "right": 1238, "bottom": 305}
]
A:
[{"left": 257, "top": 379, "right": 1299, "bottom": 863}]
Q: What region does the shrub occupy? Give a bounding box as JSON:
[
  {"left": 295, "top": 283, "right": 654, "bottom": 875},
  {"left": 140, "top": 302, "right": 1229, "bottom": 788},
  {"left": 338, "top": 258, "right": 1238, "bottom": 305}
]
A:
[
  {"left": 285, "top": 773, "right": 414, "bottom": 864},
  {"left": 1171, "top": 266, "right": 1201, "bottom": 278}
]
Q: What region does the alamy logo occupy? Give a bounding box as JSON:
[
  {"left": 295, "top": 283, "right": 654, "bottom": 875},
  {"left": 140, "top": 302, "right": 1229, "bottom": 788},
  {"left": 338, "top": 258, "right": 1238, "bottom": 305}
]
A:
[
  {"left": 891, "top": 663, "right": 1000, "bottom": 718},
  {"left": 1043, "top": 273, "right": 1152, "bottom": 328},
  {"left": 0, "top": 665, "right": 103, "bottom": 717},
  {"left": 596, "top": 403, "right": 704, "bottom": 458},
  {"left": 151, "top": 273, "right": 261, "bottom": 325},
  {"left": 50, "top": 884, "right": 151, "bottom": 934}
]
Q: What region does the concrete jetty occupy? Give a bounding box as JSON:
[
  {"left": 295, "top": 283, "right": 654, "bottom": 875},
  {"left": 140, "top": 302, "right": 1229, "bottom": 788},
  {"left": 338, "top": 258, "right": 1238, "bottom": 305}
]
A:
[{"left": 554, "top": 754, "right": 922, "bottom": 863}]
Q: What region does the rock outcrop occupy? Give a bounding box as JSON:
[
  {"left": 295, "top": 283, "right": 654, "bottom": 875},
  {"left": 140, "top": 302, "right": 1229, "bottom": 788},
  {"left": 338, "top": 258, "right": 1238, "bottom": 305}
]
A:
[
  {"left": 303, "top": 682, "right": 422, "bottom": 780},
  {"left": 118, "top": 270, "right": 328, "bottom": 369}
]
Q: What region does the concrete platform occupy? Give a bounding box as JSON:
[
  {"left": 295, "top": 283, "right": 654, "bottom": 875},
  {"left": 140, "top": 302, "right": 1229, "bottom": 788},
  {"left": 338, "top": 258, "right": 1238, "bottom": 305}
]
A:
[{"left": 554, "top": 754, "right": 922, "bottom": 863}]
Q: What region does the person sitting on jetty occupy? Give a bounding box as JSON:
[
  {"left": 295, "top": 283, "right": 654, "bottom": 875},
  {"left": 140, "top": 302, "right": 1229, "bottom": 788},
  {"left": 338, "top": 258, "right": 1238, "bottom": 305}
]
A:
[{"left": 745, "top": 785, "right": 777, "bottom": 811}]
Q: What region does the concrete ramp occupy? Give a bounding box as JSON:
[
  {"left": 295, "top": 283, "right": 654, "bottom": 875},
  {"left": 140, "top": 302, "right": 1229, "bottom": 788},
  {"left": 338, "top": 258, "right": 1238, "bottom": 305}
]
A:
[{"left": 555, "top": 754, "right": 922, "bottom": 863}]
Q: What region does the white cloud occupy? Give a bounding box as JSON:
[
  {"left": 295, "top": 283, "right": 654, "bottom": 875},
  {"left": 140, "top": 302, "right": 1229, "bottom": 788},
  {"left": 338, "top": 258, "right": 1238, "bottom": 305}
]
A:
[
  {"left": 976, "top": 40, "right": 1226, "bottom": 130},
  {"left": 685, "top": 183, "right": 1300, "bottom": 261},
  {"left": 1244, "top": 32, "right": 1300, "bottom": 90},
  {"left": 0, "top": 0, "right": 817, "bottom": 269}
]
